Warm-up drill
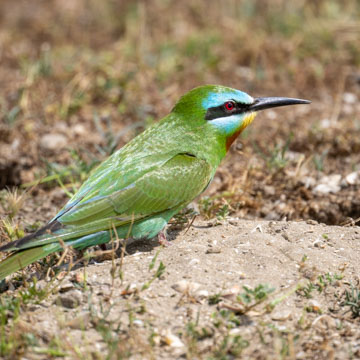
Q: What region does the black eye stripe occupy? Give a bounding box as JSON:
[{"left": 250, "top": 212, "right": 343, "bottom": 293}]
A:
[
  {"left": 205, "top": 106, "right": 227, "bottom": 121},
  {"left": 205, "top": 102, "right": 251, "bottom": 121}
]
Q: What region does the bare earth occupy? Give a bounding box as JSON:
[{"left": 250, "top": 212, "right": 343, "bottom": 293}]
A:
[
  {"left": 0, "top": 3, "right": 359, "bottom": 358},
  {"left": 8, "top": 218, "right": 360, "bottom": 359}
]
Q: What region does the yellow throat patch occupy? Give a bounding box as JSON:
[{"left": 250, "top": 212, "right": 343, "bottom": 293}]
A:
[{"left": 226, "top": 112, "right": 257, "bottom": 151}]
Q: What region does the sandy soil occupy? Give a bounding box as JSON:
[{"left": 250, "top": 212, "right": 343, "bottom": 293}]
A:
[
  {"left": 6, "top": 218, "right": 359, "bottom": 359},
  {"left": 0, "top": 2, "right": 359, "bottom": 358}
]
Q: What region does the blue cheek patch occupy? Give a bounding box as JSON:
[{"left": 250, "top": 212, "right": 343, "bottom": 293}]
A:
[
  {"left": 208, "top": 114, "right": 244, "bottom": 135},
  {"left": 202, "top": 90, "right": 253, "bottom": 109}
]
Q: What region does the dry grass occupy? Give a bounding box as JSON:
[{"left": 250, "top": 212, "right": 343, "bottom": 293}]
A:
[
  {"left": 0, "top": 0, "right": 360, "bottom": 358},
  {"left": 1, "top": 0, "right": 359, "bottom": 224}
]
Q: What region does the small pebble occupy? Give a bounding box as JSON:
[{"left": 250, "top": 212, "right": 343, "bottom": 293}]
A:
[
  {"left": 343, "top": 92, "right": 357, "bottom": 104},
  {"left": 299, "top": 176, "right": 316, "bottom": 189},
  {"left": 312, "top": 314, "right": 336, "bottom": 331},
  {"left": 345, "top": 171, "right": 360, "bottom": 185},
  {"left": 263, "top": 185, "right": 276, "bottom": 196},
  {"left": 251, "top": 224, "right": 263, "bottom": 233},
  {"left": 59, "top": 281, "right": 75, "bottom": 293},
  {"left": 163, "top": 331, "right": 184, "bottom": 348},
  {"left": 228, "top": 219, "right": 238, "bottom": 226},
  {"left": 188, "top": 258, "right": 200, "bottom": 266},
  {"left": 312, "top": 239, "right": 324, "bottom": 248},
  {"left": 40, "top": 133, "right": 67, "bottom": 151},
  {"left": 296, "top": 351, "right": 307, "bottom": 359},
  {"left": 271, "top": 309, "right": 292, "bottom": 321},
  {"left": 66, "top": 314, "right": 91, "bottom": 330},
  {"left": 72, "top": 272, "right": 86, "bottom": 284},
  {"left": 72, "top": 124, "right": 86, "bottom": 136},
  {"left": 206, "top": 246, "right": 221, "bottom": 254},
  {"left": 133, "top": 319, "right": 144, "bottom": 327},
  {"left": 307, "top": 299, "right": 321, "bottom": 313},
  {"left": 56, "top": 290, "right": 82, "bottom": 309},
  {"left": 313, "top": 174, "right": 341, "bottom": 195},
  {"left": 196, "top": 289, "right": 209, "bottom": 299},
  {"left": 221, "top": 284, "right": 241, "bottom": 300},
  {"left": 171, "top": 280, "right": 200, "bottom": 295},
  {"left": 229, "top": 328, "right": 242, "bottom": 336}
]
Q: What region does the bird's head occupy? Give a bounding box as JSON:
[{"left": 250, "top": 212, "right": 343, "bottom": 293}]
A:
[{"left": 172, "top": 85, "right": 310, "bottom": 150}]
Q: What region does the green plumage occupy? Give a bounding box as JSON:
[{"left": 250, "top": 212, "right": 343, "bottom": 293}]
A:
[{"left": 0, "top": 85, "right": 310, "bottom": 280}]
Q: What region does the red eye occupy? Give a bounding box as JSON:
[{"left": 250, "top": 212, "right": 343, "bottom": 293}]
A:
[{"left": 224, "top": 101, "right": 235, "bottom": 111}]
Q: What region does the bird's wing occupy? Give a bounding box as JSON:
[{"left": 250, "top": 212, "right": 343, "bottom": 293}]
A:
[
  {"left": 1, "top": 152, "right": 212, "bottom": 252},
  {"left": 53, "top": 151, "right": 177, "bottom": 221},
  {"left": 58, "top": 152, "right": 213, "bottom": 227}
]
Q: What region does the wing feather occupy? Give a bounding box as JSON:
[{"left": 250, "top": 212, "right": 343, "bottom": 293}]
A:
[{"left": 58, "top": 153, "right": 212, "bottom": 227}]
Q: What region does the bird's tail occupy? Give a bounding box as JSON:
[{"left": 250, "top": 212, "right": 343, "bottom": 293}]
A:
[
  {"left": 0, "top": 228, "right": 113, "bottom": 281},
  {"left": 0, "top": 213, "right": 166, "bottom": 280},
  {"left": 0, "top": 244, "right": 62, "bottom": 280},
  {"left": 0, "top": 214, "right": 137, "bottom": 281}
]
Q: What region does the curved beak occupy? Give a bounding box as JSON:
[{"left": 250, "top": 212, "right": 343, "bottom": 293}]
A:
[{"left": 248, "top": 97, "right": 311, "bottom": 112}]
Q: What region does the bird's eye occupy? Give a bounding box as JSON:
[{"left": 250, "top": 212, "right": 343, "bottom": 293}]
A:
[{"left": 224, "top": 101, "right": 235, "bottom": 111}]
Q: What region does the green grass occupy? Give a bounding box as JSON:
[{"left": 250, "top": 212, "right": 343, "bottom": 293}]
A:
[
  {"left": 0, "top": 0, "right": 359, "bottom": 358},
  {"left": 0, "top": 278, "right": 55, "bottom": 357},
  {"left": 297, "top": 272, "right": 344, "bottom": 299},
  {"left": 341, "top": 284, "right": 360, "bottom": 318},
  {"left": 253, "top": 133, "right": 293, "bottom": 172}
]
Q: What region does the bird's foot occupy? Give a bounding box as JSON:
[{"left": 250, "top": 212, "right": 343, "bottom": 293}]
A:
[{"left": 157, "top": 229, "right": 172, "bottom": 247}]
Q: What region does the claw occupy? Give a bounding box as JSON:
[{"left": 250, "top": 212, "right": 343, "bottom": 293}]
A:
[{"left": 157, "top": 229, "right": 172, "bottom": 247}]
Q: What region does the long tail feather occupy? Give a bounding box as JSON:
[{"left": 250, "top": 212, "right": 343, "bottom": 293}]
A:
[
  {"left": 0, "top": 212, "right": 171, "bottom": 280},
  {"left": 0, "top": 245, "right": 61, "bottom": 280},
  {"left": 0, "top": 220, "right": 63, "bottom": 252},
  {"left": 0, "top": 215, "right": 136, "bottom": 252},
  {"left": 0, "top": 231, "right": 112, "bottom": 281}
]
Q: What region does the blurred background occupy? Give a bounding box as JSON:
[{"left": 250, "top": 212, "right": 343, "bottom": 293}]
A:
[{"left": 0, "top": 0, "right": 359, "bottom": 230}]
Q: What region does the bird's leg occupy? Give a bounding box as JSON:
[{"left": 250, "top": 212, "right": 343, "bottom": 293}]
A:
[
  {"left": 157, "top": 228, "right": 171, "bottom": 247},
  {"left": 76, "top": 249, "right": 88, "bottom": 264}
]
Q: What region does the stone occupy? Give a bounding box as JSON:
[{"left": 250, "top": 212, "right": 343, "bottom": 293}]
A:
[
  {"left": 263, "top": 185, "right": 276, "bottom": 196},
  {"left": 313, "top": 174, "right": 341, "bottom": 195},
  {"left": 206, "top": 246, "right": 221, "bottom": 254},
  {"left": 343, "top": 92, "right": 357, "bottom": 104},
  {"left": 299, "top": 176, "right": 316, "bottom": 189},
  {"left": 188, "top": 258, "right": 200, "bottom": 266},
  {"left": 307, "top": 299, "right": 321, "bottom": 313},
  {"left": 56, "top": 290, "right": 82, "bottom": 309},
  {"left": 59, "top": 281, "right": 75, "bottom": 293},
  {"left": 171, "top": 280, "right": 201, "bottom": 295},
  {"left": 312, "top": 314, "right": 336, "bottom": 331},
  {"left": 345, "top": 171, "right": 360, "bottom": 185},
  {"left": 66, "top": 314, "right": 91, "bottom": 330},
  {"left": 163, "top": 330, "right": 184, "bottom": 348},
  {"left": 271, "top": 309, "right": 292, "bottom": 321},
  {"left": 40, "top": 133, "right": 67, "bottom": 151}
]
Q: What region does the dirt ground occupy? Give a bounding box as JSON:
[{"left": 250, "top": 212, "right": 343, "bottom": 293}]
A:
[
  {"left": 2, "top": 217, "right": 359, "bottom": 359},
  {"left": 0, "top": 1, "right": 360, "bottom": 359}
]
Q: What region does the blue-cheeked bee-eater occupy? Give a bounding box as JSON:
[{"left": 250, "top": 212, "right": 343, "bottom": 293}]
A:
[{"left": 0, "top": 85, "right": 310, "bottom": 280}]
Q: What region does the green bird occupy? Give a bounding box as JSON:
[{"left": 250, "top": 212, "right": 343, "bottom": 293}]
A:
[{"left": 0, "top": 85, "right": 310, "bottom": 280}]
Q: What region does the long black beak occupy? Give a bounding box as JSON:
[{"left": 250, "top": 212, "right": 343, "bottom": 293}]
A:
[{"left": 248, "top": 97, "right": 311, "bottom": 112}]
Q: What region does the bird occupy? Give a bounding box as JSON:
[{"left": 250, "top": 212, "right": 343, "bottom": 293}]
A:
[{"left": 0, "top": 85, "right": 310, "bottom": 280}]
